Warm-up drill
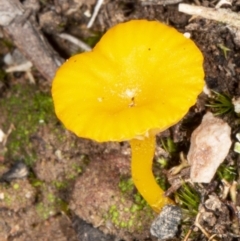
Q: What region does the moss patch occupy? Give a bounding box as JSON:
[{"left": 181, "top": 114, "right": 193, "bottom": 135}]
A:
[
  {"left": 102, "top": 177, "right": 155, "bottom": 232},
  {"left": 0, "top": 83, "right": 56, "bottom": 165}
]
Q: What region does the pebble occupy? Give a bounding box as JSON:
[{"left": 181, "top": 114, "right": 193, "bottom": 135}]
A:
[
  {"left": 150, "top": 205, "right": 182, "bottom": 240},
  {"left": 0, "top": 192, "right": 4, "bottom": 200},
  {"left": 187, "top": 112, "right": 232, "bottom": 183},
  {"left": 1, "top": 162, "right": 29, "bottom": 182}
]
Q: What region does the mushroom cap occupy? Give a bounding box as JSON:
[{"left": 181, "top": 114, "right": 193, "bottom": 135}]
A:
[{"left": 52, "top": 20, "right": 204, "bottom": 142}]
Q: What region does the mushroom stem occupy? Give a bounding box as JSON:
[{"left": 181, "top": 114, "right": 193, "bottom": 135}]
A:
[{"left": 130, "top": 135, "right": 174, "bottom": 213}]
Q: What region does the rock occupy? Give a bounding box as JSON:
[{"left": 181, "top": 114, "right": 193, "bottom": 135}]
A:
[
  {"left": 150, "top": 205, "right": 182, "bottom": 240},
  {"left": 1, "top": 162, "right": 29, "bottom": 182},
  {"left": 187, "top": 112, "right": 232, "bottom": 183},
  {"left": 72, "top": 216, "right": 116, "bottom": 241}
]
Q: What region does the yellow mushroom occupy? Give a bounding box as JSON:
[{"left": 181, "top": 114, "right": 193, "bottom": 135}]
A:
[{"left": 52, "top": 20, "right": 204, "bottom": 213}]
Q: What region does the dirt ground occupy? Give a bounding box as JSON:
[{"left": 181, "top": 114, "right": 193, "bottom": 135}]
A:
[{"left": 0, "top": 0, "right": 240, "bottom": 241}]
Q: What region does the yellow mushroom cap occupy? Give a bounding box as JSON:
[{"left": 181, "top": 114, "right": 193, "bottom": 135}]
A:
[{"left": 52, "top": 20, "right": 204, "bottom": 142}]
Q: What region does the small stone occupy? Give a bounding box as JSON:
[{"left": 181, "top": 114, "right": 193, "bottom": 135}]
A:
[
  {"left": 25, "top": 191, "right": 32, "bottom": 199},
  {"left": 0, "top": 193, "right": 4, "bottom": 200},
  {"left": 1, "top": 162, "right": 29, "bottom": 182},
  {"left": 150, "top": 205, "right": 182, "bottom": 240},
  {"left": 187, "top": 112, "right": 231, "bottom": 183},
  {"left": 3, "top": 53, "right": 13, "bottom": 65},
  {"left": 55, "top": 150, "right": 62, "bottom": 161}
]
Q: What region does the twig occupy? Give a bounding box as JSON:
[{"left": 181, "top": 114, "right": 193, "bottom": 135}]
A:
[
  {"left": 230, "top": 181, "right": 237, "bottom": 204},
  {"left": 2, "top": 124, "right": 15, "bottom": 147},
  {"left": 58, "top": 33, "right": 91, "bottom": 52},
  {"left": 141, "top": 0, "right": 183, "bottom": 5},
  {"left": 178, "top": 3, "right": 240, "bottom": 29},
  {"left": 182, "top": 228, "right": 193, "bottom": 241},
  {"left": 215, "top": 0, "right": 232, "bottom": 9},
  {"left": 26, "top": 70, "right": 35, "bottom": 84},
  {"left": 87, "top": 0, "right": 104, "bottom": 29},
  {"left": 168, "top": 152, "right": 189, "bottom": 175},
  {"left": 5, "top": 61, "right": 36, "bottom": 83},
  {"left": 5, "top": 61, "right": 32, "bottom": 72},
  {"left": 0, "top": 0, "right": 63, "bottom": 82},
  {"left": 221, "top": 179, "right": 231, "bottom": 200},
  {"left": 194, "top": 212, "right": 218, "bottom": 241}
]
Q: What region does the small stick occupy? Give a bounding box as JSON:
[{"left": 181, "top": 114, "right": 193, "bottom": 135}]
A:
[
  {"left": 221, "top": 179, "right": 231, "bottom": 200},
  {"left": 2, "top": 124, "right": 15, "bottom": 147},
  {"left": 168, "top": 152, "right": 189, "bottom": 175},
  {"left": 230, "top": 181, "right": 237, "bottom": 204},
  {"left": 0, "top": 0, "right": 63, "bottom": 82},
  {"left": 141, "top": 0, "right": 183, "bottom": 5},
  {"left": 26, "top": 70, "right": 35, "bottom": 84},
  {"left": 58, "top": 33, "right": 91, "bottom": 52},
  {"left": 182, "top": 228, "right": 193, "bottom": 241},
  {"left": 209, "top": 234, "right": 218, "bottom": 241},
  {"left": 194, "top": 212, "right": 218, "bottom": 241},
  {"left": 178, "top": 3, "right": 240, "bottom": 29},
  {"left": 5, "top": 61, "right": 36, "bottom": 83},
  {"left": 87, "top": 0, "right": 104, "bottom": 29},
  {"left": 5, "top": 61, "right": 32, "bottom": 73},
  {"left": 215, "top": 0, "right": 232, "bottom": 9}
]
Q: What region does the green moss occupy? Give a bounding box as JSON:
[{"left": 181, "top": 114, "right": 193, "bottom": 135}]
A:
[
  {"left": 66, "top": 173, "right": 77, "bottom": 180},
  {"left": 0, "top": 84, "right": 56, "bottom": 165},
  {"left": 123, "top": 207, "right": 129, "bottom": 212},
  {"left": 31, "top": 179, "right": 44, "bottom": 187},
  {"left": 4, "top": 194, "right": 12, "bottom": 205},
  {"left": 127, "top": 219, "right": 133, "bottom": 228},
  {"left": 13, "top": 183, "right": 19, "bottom": 190},
  {"left": 105, "top": 202, "right": 154, "bottom": 232},
  {"left": 104, "top": 179, "right": 155, "bottom": 232},
  {"left": 109, "top": 205, "right": 117, "bottom": 213},
  {"left": 130, "top": 204, "right": 140, "bottom": 213},
  {"left": 71, "top": 163, "right": 82, "bottom": 174},
  {"left": 118, "top": 178, "right": 134, "bottom": 193},
  {"left": 156, "top": 157, "right": 168, "bottom": 168},
  {"left": 36, "top": 202, "right": 52, "bottom": 220},
  {"left": 36, "top": 194, "right": 69, "bottom": 220},
  {"left": 52, "top": 180, "right": 68, "bottom": 189},
  {"left": 58, "top": 199, "right": 69, "bottom": 214},
  {"left": 65, "top": 156, "right": 89, "bottom": 181},
  {"left": 47, "top": 193, "right": 56, "bottom": 203},
  {"left": 120, "top": 221, "right": 127, "bottom": 228}
]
